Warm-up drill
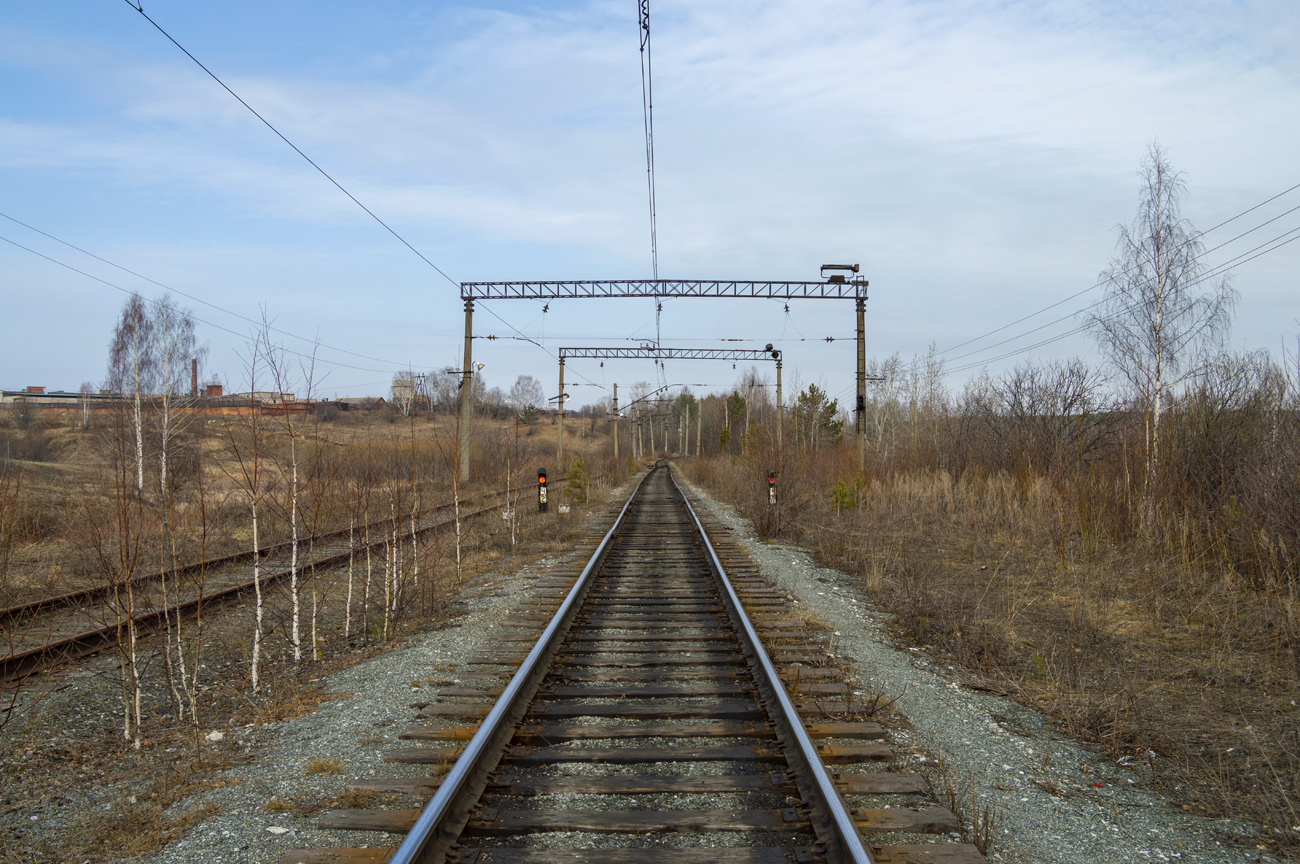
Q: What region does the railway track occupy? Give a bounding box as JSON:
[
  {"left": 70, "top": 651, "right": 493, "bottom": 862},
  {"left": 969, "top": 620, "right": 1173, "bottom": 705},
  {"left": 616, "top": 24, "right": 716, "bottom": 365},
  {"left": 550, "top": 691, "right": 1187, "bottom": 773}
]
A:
[
  {"left": 287, "top": 463, "right": 984, "bottom": 864},
  {"left": 0, "top": 483, "right": 551, "bottom": 683}
]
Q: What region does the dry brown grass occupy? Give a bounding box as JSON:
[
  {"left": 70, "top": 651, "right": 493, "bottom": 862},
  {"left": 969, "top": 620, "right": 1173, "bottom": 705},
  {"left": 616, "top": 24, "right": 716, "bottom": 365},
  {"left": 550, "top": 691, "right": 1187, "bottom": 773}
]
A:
[
  {"left": 0, "top": 405, "right": 624, "bottom": 862},
  {"left": 921, "top": 752, "right": 999, "bottom": 855},
  {"left": 304, "top": 757, "right": 345, "bottom": 775},
  {"left": 687, "top": 448, "right": 1300, "bottom": 858}
]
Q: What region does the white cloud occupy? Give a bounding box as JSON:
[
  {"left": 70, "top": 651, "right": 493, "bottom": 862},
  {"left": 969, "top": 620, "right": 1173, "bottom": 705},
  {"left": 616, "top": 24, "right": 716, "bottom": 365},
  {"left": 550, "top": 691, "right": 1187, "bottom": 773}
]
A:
[{"left": 2, "top": 0, "right": 1297, "bottom": 397}]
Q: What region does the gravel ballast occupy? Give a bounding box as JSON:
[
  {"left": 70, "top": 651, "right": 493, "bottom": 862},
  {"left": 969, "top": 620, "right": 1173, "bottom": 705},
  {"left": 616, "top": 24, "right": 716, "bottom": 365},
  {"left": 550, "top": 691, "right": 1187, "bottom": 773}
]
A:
[{"left": 132, "top": 474, "right": 1282, "bottom": 864}]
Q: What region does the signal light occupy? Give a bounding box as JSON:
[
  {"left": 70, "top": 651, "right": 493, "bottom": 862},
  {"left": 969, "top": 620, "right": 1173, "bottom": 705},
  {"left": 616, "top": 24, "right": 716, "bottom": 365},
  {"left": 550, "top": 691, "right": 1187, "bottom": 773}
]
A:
[
  {"left": 538, "top": 469, "right": 549, "bottom": 512},
  {"left": 767, "top": 471, "right": 777, "bottom": 506}
]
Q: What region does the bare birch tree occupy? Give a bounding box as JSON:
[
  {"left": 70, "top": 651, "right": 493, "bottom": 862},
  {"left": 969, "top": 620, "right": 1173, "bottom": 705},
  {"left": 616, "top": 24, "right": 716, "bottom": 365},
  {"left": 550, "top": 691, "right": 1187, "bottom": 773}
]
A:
[
  {"left": 223, "top": 333, "right": 270, "bottom": 690},
  {"left": 1087, "top": 142, "right": 1236, "bottom": 508},
  {"left": 265, "top": 338, "right": 317, "bottom": 663},
  {"left": 152, "top": 294, "right": 207, "bottom": 715},
  {"left": 107, "top": 294, "right": 156, "bottom": 495}
]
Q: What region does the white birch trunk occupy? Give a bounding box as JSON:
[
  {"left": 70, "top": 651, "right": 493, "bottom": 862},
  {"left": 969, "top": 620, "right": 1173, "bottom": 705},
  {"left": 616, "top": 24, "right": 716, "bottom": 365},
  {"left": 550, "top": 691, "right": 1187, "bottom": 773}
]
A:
[
  {"left": 134, "top": 388, "right": 144, "bottom": 494},
  {"left": 363, "top": 526, "right": 372, "bottom": 640},
  {"left": 251, "top": 500, "right": 263, "bottom": 692},
  {"left": 410, "top": 510, "right": 419, "bottom": 611},
  {"left": 290, "top": 437, "right": 301, "bottom": 662},
  {"left": 383, "top": 536, "right": 392, "bottom": 640},
  {"left": 345, "top": 520, "right": 354, "bottom": 639}
]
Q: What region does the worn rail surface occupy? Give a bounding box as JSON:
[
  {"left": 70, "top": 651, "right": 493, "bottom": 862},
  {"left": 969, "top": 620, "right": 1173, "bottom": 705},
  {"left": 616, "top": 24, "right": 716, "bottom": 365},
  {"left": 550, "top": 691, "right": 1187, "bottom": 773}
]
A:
[
  {"left": 0, "top": 483, "right": 552, "bottom": 683},
  {"left": 286, "top": 464, "right": 985, "bottom": 864}
]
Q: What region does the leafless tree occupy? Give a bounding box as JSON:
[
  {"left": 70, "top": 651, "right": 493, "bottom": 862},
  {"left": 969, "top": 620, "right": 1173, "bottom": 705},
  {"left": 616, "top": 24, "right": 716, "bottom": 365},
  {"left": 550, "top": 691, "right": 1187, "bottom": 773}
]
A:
[
  {"left": 988, "top": 358, "right": 1111, "bottom": 475},
  {"left": 266, "top": 334, "right": 321, "bottom": 663},
  {"left": 78, "top": 381, "right": 96, "bottom": 430},
  {"left": 429, "top": 367, "right": 459, "bottom": 411},
  {"left": 222, "top": 330, "right": 271, "bottom": 690},
  {"left": 153, "top": 293, "right": 205, "bottom": 500},
  {"left": 392, "top": 370, "right": 416, "bottom": 417},
  {"left": 151, "top": 294, "right": 207, "bottom": 713},
  {"left": 106, "top": 294, "right": 157, "bottom": 495},
  {"left": 509, "top": 375, "right": 545, "bottom": 411},
  {"left": 1087, "top": 142, "right": 1237, "bottom": 508}
]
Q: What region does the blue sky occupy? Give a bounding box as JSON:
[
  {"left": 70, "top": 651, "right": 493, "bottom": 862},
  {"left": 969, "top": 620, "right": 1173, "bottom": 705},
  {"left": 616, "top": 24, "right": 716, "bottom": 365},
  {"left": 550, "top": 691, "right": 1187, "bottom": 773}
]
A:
[{"left": 2, "top": 0, "right": 1297, "bottom": 406}]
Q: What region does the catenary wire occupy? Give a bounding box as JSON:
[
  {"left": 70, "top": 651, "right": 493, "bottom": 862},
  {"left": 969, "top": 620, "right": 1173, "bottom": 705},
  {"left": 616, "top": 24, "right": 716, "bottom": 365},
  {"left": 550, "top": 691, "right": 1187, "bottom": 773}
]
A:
[
  {"left": 474, "top": 303, "right": 608, "bottom": 392},
  {"left": 0, "top": 211, "right": 427, "bottom": 370},
  {"left": 933, "top": 182, "right": 1300, "bottom": 359},
  {"left": 638, "top": 0, "right": 659, "bottom": 282},
  {"left": 0, "top": 233, "right": 395, "bottom": 374},
  {"left": 122, "top": 0, "right": 459, "bottom": 290},
  {"left": 897, "top": 209, "right": 1300, "bottom": 376},
  {"left": 945, "top": 230, "right": 1300, "bottom": 374}
]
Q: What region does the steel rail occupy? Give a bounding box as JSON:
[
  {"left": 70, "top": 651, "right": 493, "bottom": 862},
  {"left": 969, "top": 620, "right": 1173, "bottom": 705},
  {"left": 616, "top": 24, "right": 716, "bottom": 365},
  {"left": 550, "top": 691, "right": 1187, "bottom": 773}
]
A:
[
  {"left": 387, "top": 467, "right": 656, "bottom": 864},
  {"left": 1, "top": 493, "right": 521, "bottom": 683},
  {"left": 667, "top": 466, "right": 875, "bottom": 864},
  {"left": 0, "top": 482, "right": 542, "bottom": 628}
]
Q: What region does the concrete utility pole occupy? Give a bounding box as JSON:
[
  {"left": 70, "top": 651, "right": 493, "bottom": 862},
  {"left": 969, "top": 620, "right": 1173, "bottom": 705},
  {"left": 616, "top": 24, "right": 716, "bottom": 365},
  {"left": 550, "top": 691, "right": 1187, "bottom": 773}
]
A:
[
  {"left": 696, "top": 406, "right": 702, "bottom": 456},
  {"left": 775, "top": 351, "right": 783, "bottom": 450},
  {"left": 458, "top": 299, "right": 474, "bottom": 484},
  {"left": 556, "top": 357, "right": 566, "bottom": 469},
  {"left": 612, "top": 383, "right": 619, "bottom": 462},
  {"left": 856, "top": 296, "right": 866, "bottom": 472}
]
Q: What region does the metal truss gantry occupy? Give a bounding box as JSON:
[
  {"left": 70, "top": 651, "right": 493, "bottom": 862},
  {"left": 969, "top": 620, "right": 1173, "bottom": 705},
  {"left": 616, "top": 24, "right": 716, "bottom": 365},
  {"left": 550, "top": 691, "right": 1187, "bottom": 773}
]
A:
[
  {"left": 455, "top": 276, "right": 870, "bottom": 482},
  {"left": 558, "top": 347, "right": 776, "bottom": 362},
  {"left": 460, "top": 279, "right": 868, "bottom": 301},
  {"left": 555, "top": 345, "right": 784, "bottom": 465}
]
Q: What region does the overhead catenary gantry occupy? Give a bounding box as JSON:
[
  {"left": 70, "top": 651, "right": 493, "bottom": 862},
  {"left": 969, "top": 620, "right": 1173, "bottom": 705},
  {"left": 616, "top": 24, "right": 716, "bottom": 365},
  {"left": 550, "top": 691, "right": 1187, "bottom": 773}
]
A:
[
  {"left": 555, "top": 346, "right": 784, "bottom": 466},
  {"left": 455, "top": 274, "right": 869, "bottom": 482},
  {"left": 460, "top": 279, "right": 867, "bottom": 301}
]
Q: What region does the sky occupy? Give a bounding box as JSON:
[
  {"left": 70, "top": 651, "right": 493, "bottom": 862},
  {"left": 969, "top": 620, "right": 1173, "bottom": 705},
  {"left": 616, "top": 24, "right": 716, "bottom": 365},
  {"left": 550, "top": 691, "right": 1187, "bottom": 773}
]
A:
[{"left": 2, "top": 0, "right": 1298, "bottom": 408}]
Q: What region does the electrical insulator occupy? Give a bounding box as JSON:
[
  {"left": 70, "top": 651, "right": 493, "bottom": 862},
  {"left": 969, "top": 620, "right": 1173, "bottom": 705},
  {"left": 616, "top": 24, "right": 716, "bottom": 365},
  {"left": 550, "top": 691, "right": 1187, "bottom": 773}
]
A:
[{"left": 538, "top": 469, "right": 549, "bottom": 513}]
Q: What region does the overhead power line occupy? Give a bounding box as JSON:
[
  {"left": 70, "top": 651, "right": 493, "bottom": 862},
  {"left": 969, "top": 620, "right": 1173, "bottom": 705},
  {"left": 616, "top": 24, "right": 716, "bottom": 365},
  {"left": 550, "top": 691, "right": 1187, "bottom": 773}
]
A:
[
  {"left": 934, "top": 181, "right": 1300, "bottom": 360},
  {"left": 638, "top": 0, "right": 660, "bottom": 283},
  {"left": 122, "top": 0, "right": 458, "bottom": 289},
  {"left": 0, "top": 211, "right": 419, "bottom": 370},
  {"left": 945, "top": 227, "right": 1300, "bottom": 374},
  {"left": 0, "top": 232, "right": 395, "bottom": 374},
  {"left": 474, "top": 303, "right": 608, "bottom": 392}
]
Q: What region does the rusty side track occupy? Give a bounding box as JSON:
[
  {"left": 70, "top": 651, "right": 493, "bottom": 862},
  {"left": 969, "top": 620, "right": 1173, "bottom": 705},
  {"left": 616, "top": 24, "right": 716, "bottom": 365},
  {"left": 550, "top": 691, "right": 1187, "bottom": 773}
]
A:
[
  {"left": 285, "top": 464, "right": 985, "bottom": 864},
  {"left": 0, "top": 484, "right": 541, "bottom": 683}
]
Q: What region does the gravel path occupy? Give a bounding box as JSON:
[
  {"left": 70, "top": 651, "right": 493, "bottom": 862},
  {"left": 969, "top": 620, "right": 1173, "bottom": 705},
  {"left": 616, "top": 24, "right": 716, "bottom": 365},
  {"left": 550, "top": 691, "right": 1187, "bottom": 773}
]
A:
[
  {"left": 136, "top": 475, "right": 1282, "bottom": 864},
  {"left": 676, "top": 474, "right": 1282, "bottom": 864}
]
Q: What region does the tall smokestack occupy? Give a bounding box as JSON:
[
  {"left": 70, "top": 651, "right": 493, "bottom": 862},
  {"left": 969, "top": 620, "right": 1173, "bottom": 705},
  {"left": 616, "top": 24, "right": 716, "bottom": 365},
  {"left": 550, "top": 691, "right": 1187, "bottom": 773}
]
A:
[{"left": 191, "top": 358, "right": 198, "bottom": 397}]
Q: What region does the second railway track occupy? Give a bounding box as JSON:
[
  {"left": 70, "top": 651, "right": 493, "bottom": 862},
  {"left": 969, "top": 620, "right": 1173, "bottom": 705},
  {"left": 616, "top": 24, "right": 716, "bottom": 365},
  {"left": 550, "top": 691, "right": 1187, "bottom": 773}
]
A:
[
  {"left": 287, "top": 463, "right": 984, "bottom": 864},
  {"left": 1, "top": 483, "right": 557, "bottom": 682}
]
